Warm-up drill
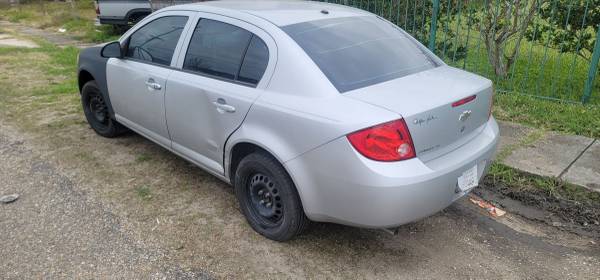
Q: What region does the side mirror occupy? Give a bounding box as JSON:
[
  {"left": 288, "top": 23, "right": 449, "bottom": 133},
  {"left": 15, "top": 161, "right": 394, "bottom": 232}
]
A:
[{"left": 101, "top": 41, "right": 123, "bottom": 58}]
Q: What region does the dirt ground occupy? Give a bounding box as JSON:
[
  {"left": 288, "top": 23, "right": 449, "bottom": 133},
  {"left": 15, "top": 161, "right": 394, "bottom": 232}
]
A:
[
  {"left": 0, "top": 21, "right": 599, "bottom": 280},
  {"left": 1, "top": 119, "right": 599, "bottom": 279},
  {"left": 475, "top": 178, "right": 600, "bottom": 239}
]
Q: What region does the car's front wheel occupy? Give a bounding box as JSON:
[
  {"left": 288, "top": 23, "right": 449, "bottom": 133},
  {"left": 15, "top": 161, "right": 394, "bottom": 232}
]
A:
[
  {"left": 81, "top": 80, "right": 127, "bottom": 138},
  {"left": 234, "top": 152, "right": 309, "bottom": 241}
]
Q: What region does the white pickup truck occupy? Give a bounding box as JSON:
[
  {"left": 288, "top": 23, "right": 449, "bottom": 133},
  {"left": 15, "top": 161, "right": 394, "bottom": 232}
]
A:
[
  {"left": 95, "top": 0, "right": 152, "bottom": 26},
  {"left": 94, "top": 0, "right": 204, "bottom": 27}
]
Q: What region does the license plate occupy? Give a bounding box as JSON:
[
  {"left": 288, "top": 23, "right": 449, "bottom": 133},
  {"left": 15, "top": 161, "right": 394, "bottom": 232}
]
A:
[{"left": 457, "top": 165, "right": 478, "bottom": 191}]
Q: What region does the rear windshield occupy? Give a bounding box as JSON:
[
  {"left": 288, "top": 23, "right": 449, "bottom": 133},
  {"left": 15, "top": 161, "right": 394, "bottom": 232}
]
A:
[{"left": 283, "top": 16, "right": 438, "bottom": 93}]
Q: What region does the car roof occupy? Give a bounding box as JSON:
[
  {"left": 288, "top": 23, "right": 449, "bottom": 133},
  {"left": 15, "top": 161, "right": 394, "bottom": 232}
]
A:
[{"left": 161, "top": 0, "right": 371, "bottom": 26}]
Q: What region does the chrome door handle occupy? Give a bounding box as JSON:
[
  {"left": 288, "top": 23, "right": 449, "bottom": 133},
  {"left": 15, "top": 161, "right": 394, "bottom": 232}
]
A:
[
  {"left": 213, "top": 98, "right": 236, "bottom": 113},
  {"left": 145, "top": 78, "right": 162, "bottom": 90}
]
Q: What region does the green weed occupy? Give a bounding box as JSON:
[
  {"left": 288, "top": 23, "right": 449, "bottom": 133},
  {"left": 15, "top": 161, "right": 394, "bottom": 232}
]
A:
[
  {"left": 136, "top": 153, "right": 152, "bottom": 163},
  {"left": 488, "top": 163, "right": 600, "bottom": 205},
  {"left": 135, "top": 185, "right": 153, "bottom": 201}
]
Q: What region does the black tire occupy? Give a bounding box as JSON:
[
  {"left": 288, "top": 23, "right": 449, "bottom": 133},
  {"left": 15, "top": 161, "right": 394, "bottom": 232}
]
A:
[
  {"left": 81, "top": 80, "right": 127, "bottom": 138},
  {"left": 234, "top": 152, "right": 310, "bottom": 241},
  {"left": 128, "top": 13, "right": 149, "bottom": 25}
]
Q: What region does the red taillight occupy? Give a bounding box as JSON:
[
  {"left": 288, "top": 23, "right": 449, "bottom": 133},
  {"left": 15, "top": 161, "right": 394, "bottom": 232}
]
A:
[
  {"left": 452, "top": 95, "right": 476, "bottom": 107},
  {"left": 95, "top": 1, "right": 100, "bottom": 15},
  {"left": 347, "top": 119, "right": 416, "bottom": 162}
]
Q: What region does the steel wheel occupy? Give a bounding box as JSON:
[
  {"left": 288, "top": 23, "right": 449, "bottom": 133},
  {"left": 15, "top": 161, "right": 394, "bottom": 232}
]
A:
[
  {"left": 234, "top": 151, "right": 309, "bottom": 241},
  {"left": 81, "top": 80, "right": 127, "bottom": 138},
  {"left": 89, "top": 92, "right": 109, "bottom": 126},
  {"left": 247, "top": 173, "right": 284, "bottom": 227}
]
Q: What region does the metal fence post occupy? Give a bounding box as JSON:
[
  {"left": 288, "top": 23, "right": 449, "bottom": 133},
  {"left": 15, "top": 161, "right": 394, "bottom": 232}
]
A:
[
  {"left": 428, "top": 0, "right": 440, "bottom": 52},
  {"left": 582, "top": 25, "right": 600, "bottom": 104}
]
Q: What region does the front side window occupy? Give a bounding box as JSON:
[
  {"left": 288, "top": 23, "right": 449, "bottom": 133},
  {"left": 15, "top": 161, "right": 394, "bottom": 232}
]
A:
[
  {"left": 183, "top": 19, "right": 269, "bottom": 86},
  {"left": 125, "top": 16, "right": 188, "bottom": 66},
  {"left": 283, "top": 16, "right": 438, "bottom": 93}
]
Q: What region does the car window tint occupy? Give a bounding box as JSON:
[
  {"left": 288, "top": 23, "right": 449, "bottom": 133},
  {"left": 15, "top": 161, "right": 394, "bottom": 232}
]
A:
[
  {"left": 183, "top": 19, "right": 252, "bottom": 81},
  {"left": 238, "top": 35, "right": 269, "bottom": 85},
  {"left": 283, "top": 16, "right": 437, "bottom": 93},
  {"left": 125, "top": 16, "right": 188, "bottom": 66}
]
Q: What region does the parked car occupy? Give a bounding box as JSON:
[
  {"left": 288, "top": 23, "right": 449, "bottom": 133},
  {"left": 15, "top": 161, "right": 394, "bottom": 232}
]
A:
[
  {"left": 95, "top": 0, "right": 152, "bottom": 26},
  {"left": 77, "top": 1, "right": 499, "bottom": 241}
]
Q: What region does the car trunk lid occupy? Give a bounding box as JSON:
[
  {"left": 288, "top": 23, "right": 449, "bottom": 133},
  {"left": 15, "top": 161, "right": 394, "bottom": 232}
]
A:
[{"left": 345, "top": 66, "right": 493, "bottom": 162}]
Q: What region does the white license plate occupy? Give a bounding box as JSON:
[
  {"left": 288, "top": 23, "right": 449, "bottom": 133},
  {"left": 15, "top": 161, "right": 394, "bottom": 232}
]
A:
[{"left": 457, "top": 165, "right": 478, "bottom": 191}]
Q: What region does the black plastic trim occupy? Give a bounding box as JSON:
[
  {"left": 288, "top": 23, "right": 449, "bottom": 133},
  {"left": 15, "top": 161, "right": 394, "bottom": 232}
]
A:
[{"left": 77, "top": 46, "right": 115, "bottom": 118}]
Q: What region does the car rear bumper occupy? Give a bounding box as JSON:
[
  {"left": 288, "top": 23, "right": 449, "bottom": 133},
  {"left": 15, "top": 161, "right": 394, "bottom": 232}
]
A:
[{"left": 284, "top": 117, "right": 500, "bottom": 228}]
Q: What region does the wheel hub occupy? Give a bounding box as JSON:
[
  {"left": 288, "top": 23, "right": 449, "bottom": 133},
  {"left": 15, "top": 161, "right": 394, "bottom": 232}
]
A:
[
  {"left": 248, "top": 173, "right": 283, "bottom": 223},
  {"left": 89, "top": 95, "right": 108, "bottom": 124}
]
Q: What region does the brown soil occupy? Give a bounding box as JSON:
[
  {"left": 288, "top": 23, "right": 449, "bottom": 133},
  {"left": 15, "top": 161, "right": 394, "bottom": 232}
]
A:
[{"left": 475, "top": 177, "right": 600, "bottom": 239}]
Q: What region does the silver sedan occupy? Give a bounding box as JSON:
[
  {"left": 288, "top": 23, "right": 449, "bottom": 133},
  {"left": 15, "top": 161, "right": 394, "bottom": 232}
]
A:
[{"left": 77, "top": 1, "right": 499, "bottom": 241}]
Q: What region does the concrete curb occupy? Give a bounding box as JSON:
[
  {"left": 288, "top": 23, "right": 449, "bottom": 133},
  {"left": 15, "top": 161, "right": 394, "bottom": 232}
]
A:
[{"left": 497, "top": 121, "right": 600, "bottom": 193}]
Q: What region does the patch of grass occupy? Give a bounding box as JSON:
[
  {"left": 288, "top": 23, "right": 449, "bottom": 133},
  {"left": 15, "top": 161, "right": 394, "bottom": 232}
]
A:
[
  {"left": 491, "top": 163, "right": 600, "bottom": 204},
  {"left": 493, "top": 93, "right": 600, "bottom": 139},
  {"left": 431, "top": 11, "right": 600, "bottom": 106},
  {"left": 59, "top": 16, "right": 121, "bottom": 43},
  {"left": 488, "top": 163, "right": 600, "bottom": 205},
  {"left": 0, "top": 35, "right": 81, "bottom": 133},
  {"left": 46, "top": 117, "right": 86, "bottom": 129},
  {"left": 494, "top": 126, "right": 545, "bottom": 162},
  {"left": 455, "top": 38, "right": 597, "bottom": 105},
  {"left": 75, "top": 151, "right": 95, "bottom": 162},
  {"left": 136, "top": 153, "right": 152, "bottom": 163},
  {"left": 135, "top": 185, "right": 153, "bottom": 201},
  {"left": 6, "top": 10, "right": 34, "bottom": 22},
  {"left": 0, "top": 1, "right": 121, "bottom": 43}
]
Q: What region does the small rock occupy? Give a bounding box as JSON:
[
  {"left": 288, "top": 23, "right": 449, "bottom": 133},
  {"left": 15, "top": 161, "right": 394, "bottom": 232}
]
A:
[
  {"left": 0, "top": 194, "right": 19, "bottom": 204},
  {"left": 552, "top": 221, "right": 563, "bottom": 227}
]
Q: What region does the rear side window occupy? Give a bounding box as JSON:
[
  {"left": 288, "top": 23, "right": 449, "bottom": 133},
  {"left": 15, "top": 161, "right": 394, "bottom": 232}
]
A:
[
  {"left": 125, "top": 16, "right": 188, "bottom": 66},
  {"left": 283, "top": 16, "right": 437, "bottom": 93},
  {"left": 183, "top": 19, "right": 269, "bottom": 86},
  {"left": 238, "top": 36, "right": 269, "bottom": 85}
]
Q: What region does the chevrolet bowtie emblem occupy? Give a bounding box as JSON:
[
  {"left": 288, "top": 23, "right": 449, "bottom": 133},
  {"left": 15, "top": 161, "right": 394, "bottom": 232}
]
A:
[{"left": 459, "top": 110, "right": 472, "bottom": 122}]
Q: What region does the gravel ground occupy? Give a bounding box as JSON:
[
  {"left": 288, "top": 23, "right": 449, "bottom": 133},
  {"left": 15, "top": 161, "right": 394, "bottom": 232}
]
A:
[{"left": 0, "top": 123, "right": 211, "bottom": 279}]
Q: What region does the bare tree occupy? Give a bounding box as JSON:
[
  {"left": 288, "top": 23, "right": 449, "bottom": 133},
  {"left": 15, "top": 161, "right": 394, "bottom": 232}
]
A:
[{"left": 481, "top": 0, "right": 541, "bottom": 78}]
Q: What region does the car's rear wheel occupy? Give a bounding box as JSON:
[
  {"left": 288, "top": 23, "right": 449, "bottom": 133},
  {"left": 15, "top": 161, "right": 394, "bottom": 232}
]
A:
[
  {"left": 81, "top": 80, "right": 127, "bottom": 138},
  {"left": 234, "top": 152, "right": 309, "bottom": 241}
]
